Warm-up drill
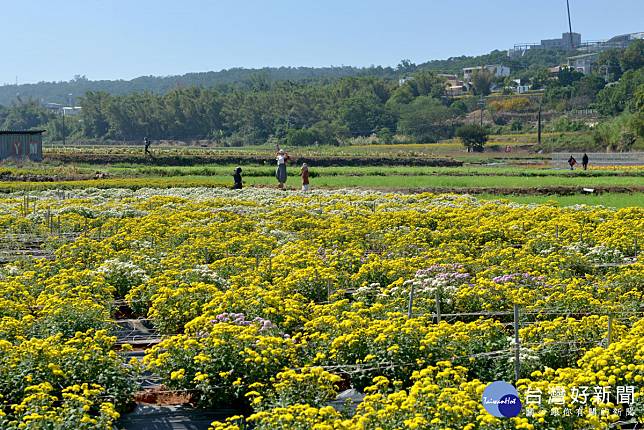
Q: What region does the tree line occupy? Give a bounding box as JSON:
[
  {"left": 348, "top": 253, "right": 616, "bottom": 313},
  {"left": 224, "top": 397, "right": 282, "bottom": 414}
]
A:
[
  {"left": 0, "top": 47, "right": 572, "bottom": 107},
  {"left": 0, "top": 42, "right": 641, "bottom": 150}
]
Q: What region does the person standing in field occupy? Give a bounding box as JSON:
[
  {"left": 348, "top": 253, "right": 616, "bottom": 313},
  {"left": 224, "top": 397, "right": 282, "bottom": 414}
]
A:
[
  {"left": 582, "top": 153, "right": 589, "bottom": 170},
  {"left": 275, "top": 148, "right": 290, "bottom": 189},
  {"left": 232, "top": 166, "right": 243, "bottom": 189},
  {"left": 568, "top": 155, "right": 577, "bottom": 170},
  {"left": 300, "top": 163, "right": 310, "bottom": 191},
  {"left": 144, "top": 137, "right": 151, "bottom": 156}
]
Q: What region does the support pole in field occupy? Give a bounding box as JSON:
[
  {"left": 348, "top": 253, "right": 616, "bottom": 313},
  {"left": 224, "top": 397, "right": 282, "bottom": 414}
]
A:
[
  {"left": 513, "top": 304, "right": 521, "bottom": 382},
  {"left": 435, "top": 289, "right": 441, "bottom": 323},
  {"left": 607, "top": 315, "right": 613, "bottom": 346},
  {"left": 634, "top": 238, "right": 639, "bottom": 258},
  {"left": 555, "top": 225, "right": 559, "bottom": 240},
  {"left": 408, "top": 283, "right": 415, "bottom": 319}
]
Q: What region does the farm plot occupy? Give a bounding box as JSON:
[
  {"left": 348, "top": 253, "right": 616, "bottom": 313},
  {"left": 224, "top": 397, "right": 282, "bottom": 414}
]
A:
[{"left": 0, "top": 188, "right": 642, "bottom": 429}]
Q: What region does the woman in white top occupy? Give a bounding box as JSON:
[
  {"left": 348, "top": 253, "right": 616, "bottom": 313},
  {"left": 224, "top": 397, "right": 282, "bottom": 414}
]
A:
[{"left": 275, "top": 149, "right": 290, "bottom": 189}]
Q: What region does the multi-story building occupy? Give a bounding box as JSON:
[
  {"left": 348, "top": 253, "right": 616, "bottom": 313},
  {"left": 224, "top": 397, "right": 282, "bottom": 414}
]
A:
[
  {"left": 462, "top": 65, "right": 510, "bottom": 82},
  {"left": 540, "top": 32, "right": 582, "bottom": 50},
  {"left": 567, "top": 53, "right": 599, "bottom": 75}
]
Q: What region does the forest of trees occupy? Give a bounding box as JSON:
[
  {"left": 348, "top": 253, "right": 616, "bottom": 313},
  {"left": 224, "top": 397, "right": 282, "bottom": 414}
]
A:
[
  {"left": 0, "top": 47, "right": 573, "bottom": 106},
  {"left": 0, "top": 42, "right": 642, "bottom": 148}
]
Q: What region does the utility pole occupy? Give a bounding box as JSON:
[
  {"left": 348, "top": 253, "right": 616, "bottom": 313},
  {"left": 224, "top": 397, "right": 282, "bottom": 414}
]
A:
[
  {"left": 62, "top": 108, "right": 66, "bottom": 146},
  {"left": 478, "top": 96, "right": 485, "bottom": 127},
  {"left": 537, "top": 102, "right": 542, "bottom": 146},
  {"left": 566, "top": 0, "right": 575, "bottom": 49}
]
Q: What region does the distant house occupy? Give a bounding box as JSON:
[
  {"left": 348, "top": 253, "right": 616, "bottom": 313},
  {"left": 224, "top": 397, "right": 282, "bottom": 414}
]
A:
[
  {"left": 548, "top": 66, "right": 562, "bottom": 76},
  {"left": 516, "top": 85, "right": 530, "bottom": 94},
  {"left": 508, "top": 79, "right": 531, "bottom": 94},
  {"left": 44, "top": 102, "right": 63, "bottom": 111},
  {"left": 0, "top": 130, "right": 44, "bottom": 161},
  {"left": 43, "top": 103, "right": 82, "bottom": 116},
  {"left": 62, "top": 106, "right": 82, "bottom": 116},
  {"left": 567, "top": 53, "right": 599, "bottom": 75},
  {"left": 440, "top": 74, "right": 467, "bottom": 96},
  {"left": 446, "top": 83, "right": 467, "bottom": 96},
  {"left": 463, "top": 65, "right": 510, "bottom": 82}
]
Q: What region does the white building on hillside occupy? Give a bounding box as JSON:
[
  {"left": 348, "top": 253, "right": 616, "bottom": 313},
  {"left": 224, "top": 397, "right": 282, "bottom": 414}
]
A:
[
  {"left": 567, "top": 53, "right": 599, "bottom": 75},
  {"left": 463, "top": 65, "right": 510, "bottom": 82}
]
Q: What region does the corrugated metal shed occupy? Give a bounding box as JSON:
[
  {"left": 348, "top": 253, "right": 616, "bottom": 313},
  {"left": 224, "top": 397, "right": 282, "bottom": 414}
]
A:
[{"left": 0, "top": 130, "right": 44, "bottom": 161}]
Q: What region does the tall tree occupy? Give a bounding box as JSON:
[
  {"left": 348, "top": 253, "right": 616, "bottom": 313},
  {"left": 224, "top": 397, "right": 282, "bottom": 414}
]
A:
[
  {"left": 471, "top": 69, "right": 493, "bottom": 96},
  {"left": 397, "top": 96, "right": 455, "bottom": 142}
]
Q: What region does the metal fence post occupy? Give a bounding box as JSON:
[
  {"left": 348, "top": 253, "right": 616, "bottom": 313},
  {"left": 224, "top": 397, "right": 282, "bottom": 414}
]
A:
[
  {"left": 407, "top": 283, "right": 415, "bottom": 319},
  {"left": 435, "top": 289, "right": 441, "bottom": 323},
  {"left": 635, "top": 238, "right": 639, "bottom": 258},
  {"left": 514, "top": 304, "right": 521, "bottom": 382}
]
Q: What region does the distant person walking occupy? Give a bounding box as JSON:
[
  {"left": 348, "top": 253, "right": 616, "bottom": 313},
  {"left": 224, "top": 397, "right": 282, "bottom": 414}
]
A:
[
  {"left": 300, "top": 163, "right": 310, "bottom": 191},
  {"left": 582, "top": 153, "right": 589, "bottom": 170},
  {"left": 568, "top": 155, "right": 577, "bottom": 170},
  {"left": 232, "top": 166, "right": 243, "bottom": 189},
  {"left": 275, "top": 148, "right": 290, "bottom": 189},
  {"left": 144, "top": 137, "right": 152, "bottom": 156}
]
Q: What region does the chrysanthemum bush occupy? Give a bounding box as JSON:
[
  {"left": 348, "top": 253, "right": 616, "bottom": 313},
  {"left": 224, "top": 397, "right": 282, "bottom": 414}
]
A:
[
  {"left": 245, "top": 366, "right": 343, "bottom": 411},
  {"left": 0, "top": 382, "right": 120, "bottom": 430},
  {"left": 209, "top": 362, "right": 533, "bottom": 430},
  {"left": 516, "top": 318, "right": 644, "bottom": 429},
  {"left": 0, "top": 188, "right": 641, "bottom": 428},
  {"left": 143, "top": 316, "right": 298, "bottom": 407},
  {"left": 300, "top": 303, "right": 512, "bottom": 387},
  {"left": 209, "top": 323, "right": 644, "bottom": 429},
  {"left": 0, "top": 330, "right": 138, "bottom": 427}
]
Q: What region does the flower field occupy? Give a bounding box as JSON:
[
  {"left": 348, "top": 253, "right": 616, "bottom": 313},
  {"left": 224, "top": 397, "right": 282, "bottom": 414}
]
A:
[{"left": 0, "top": 187, "right": 642, "bottom": 429}]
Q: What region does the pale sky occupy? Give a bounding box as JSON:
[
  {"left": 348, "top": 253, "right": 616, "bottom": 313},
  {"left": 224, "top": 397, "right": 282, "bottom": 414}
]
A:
[{"left": 1, "top": 0, "right": 642, "bottom": 84}]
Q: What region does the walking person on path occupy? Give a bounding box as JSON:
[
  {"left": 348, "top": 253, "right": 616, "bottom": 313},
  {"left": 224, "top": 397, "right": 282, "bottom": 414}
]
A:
[
  {"left": 300, "top": 163, "right": 310, "bottom": 191},
  {"left": 275, "top": 148, "right": 290, "bottom": 189},
  {"left": 568, "top": 155, "right": 577, "bottom": 170},
  {"left": 582, "top": 153, "right": 589, "bottom": 170}
]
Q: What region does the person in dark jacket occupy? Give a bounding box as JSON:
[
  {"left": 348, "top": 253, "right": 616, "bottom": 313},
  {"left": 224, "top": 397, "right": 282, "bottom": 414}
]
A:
[
  {"left": 232, "top": 167, "right": 243, "bottom": 189},
  {"left": 144, "top": 137, "right": 151, "bottom": 155},
  {"left": 582, "top": 153, "right": 589, "bottom": 170},
  {"left": 568, "top": 155, "right": 577, "bottom": 170}
]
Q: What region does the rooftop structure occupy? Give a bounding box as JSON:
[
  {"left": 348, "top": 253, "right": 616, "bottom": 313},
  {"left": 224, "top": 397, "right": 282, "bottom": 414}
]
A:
[{"left": 509, "top": 31, "right": 642, "bottom": 57}]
